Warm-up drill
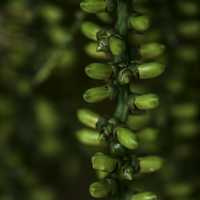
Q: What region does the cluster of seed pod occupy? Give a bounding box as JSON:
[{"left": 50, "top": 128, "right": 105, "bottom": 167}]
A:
[{"left": 77, "top": 0, "right": 166, "bottom": 199}]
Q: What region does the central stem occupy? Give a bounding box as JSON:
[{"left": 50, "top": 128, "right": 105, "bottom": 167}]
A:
[{"left": 114, "top": 0, "right": 129, "bottom": 123}]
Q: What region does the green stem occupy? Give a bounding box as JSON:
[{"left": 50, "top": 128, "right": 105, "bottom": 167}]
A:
[{"left": 114, "top": 0, "right": 129, "bottom": 123}]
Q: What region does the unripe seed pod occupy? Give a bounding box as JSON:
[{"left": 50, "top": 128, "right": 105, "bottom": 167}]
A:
[
  {"left": 138, "top": 128, "right": 159, "bottom": 143},
  {"left": 89, "top": 179, "right": 116, "bottom": 198},
  {"left": 115, "top": 127, "right": 138, "bottom": 150},
  {"left": 80, "top": 0, "right": 107, "bottom": 14},
  {"left": 129, "top": 15, "right": 150, "bottom": 32},
  {"left": 89, "top": 181, "right": 110, "bottom": 198},
  {"left": 85, "top": 63, "right": 112, "bottom": 80},
  {"left": 83, "top": 85, "right": 113, "bottom": 103},
  {"left": 39, "top": 5, "right": 63, "bottom": 24},
  {"left": 176, "top": 45, "right": 198, "bottom": 63},
  {"left": 96, "top": 170, "right": 110, "bottom": 179},
  {"left": 139, "top": 43, "right": 165, "bottom": 59},
  {"left": 76, "top": 129, "right": 105, "bottom": 146},
  {"left": 85, "top": 42, "right": 108, "bottom": 59},
  {"left": 174, "top": 122, "right": 198, "bottom": 138},
  {"left": 139, "top": 156, "right": 163, "bottom": 173},
  {"left": 77, "top": 109, "right": 100, "bottom": 128},
  {"left": 134, "top": 94, "right": 159, "bottom": 110},
  {"left": 129, "top": 192, "right": 158, "bottom": 200},
  {"left": 171, "top": 103, "right": 198, "bottom": 119},
  {"left": 127, "top": 113, "right": 150, "bottom": 131},
  {"left": 81, "top": 22, "right": 101, "bottom": 41},
  {"left": 109, "top": 36, "right": 125, "bottom": 56},
  {"left": 92, "top": 152, "right": 117, "bottom": 172},
  {"left": 136, "top": 62, "right": 165, "bottom": 79},
  {"left": 96, "top": 12, "right": 112, "bottom": 23},
  {"left": 178, "top": 21, "right": 200, "bottom": 38},
  {"left": 166, "top": 182, "right": 193, "bottom": 197},
  {"left": 177, "top": 1, "right": 198, "bottom": 16}
]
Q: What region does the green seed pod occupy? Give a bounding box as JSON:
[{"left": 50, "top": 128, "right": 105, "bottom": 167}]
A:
[
  {"left": 136, "top": 62, "right": 165, "bottom": 79},
  {"left": 134, "top": 94, "right": 159, "bottom": 110},
  {"left": 178, "top": 21, "right": 200, "bottom": 38},
  {"left": 83, "top": 85, "right": 113, "bottom": 103},
  {"left": 115, "top": 127, "right": 138, "bottom": 150},
  {"left": 77, "top": 109, "right": 100, "bottom": 129},
  {"left": 129, "top": 15, "right": 150, "bottom": 32},
  {"left": 85, "top": 42, "right": 108, "bottom": 59},
  {"left": 139, "top": 156, "right": 163, "bottom": 173},
  {"left": 177, "top": 1, "right": 198, "bottom": 16},
  {"left": 126, "top": 113, "right": 150, "bottom": 130},
  {"left": 76, "top": 129, "right": 105, "bottom": 146},
  {"left": 139, "top": 43, "right": 165, "bottom": 59},
  {"left": 129, "top": 83, "right": 147, "bottom": 93},
  {"left": 166, "top": 182, "right": 193, "bottom": 198},
  {"left": 39, "top": 5, "right": 63, "bottom": 24},
  {"left": 81, "top": 22, "right": 101, "bottom": 41},
  {"left": 85, "top": 63, "right": 112, "bottom": 80},
  {"left": 174, "top": 122, "right": 198, "bottom": 138},
  {"left": 176, "top": 45, "right": 198, "bottom": 62},
  {"left": 89, "top": 179, "right": 115, "bottom": 198},
  {"left": 80, "top": 0, "right": 107, "bottom": 13},
  {"left": 96, "top": 170, "right": 110, "bottom": 179},
  {"left": 109, "top": 36, "right": 125, "bottom": 56},
  {"left": 138, "top": 128, "right": 159, "bottom": 143},
  {"left": 92, "top": 152, "right": 117, "bottom": 172},
  {"left": 96, "top": 12, "right": 112, "bottom": 23},
  {"left": 129, "top": 192, "right": 158, "bottom": 200},
  {"left": 171, "top": 103, "right": 199, "bottom": 119}
]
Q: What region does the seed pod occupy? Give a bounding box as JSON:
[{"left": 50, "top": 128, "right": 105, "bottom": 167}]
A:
[
  {"left": 85, "top": 42, "right": 108, "bottom": 59},
  {"left": 174, "top": 122, "right": 198, "bottom": 138},
  {"left": 171, "top": 103, "right": 199, "bottom": 119},
  {"left": 83, "top": 85, "right": 113, "bottom": 103},
  {"left": 136, "top": 62, "right": 165, "bottom": 79},
  {"left": 39, "top": 5, "right": 63, "bottom": 24},
  {"left": 85, "top": 63, "right": 112, "bottom": 80},
  {"left": 176, "top": 45, "right": 198, "bottom": 62},
  {"left": 177, "top": 1, "right": 198, "bottom": 16},
  {"left": 138, "top": 128, "right": 159, "bottom": 143},
  {"left": 139, "top": 43, "right": 165, "bottom": 59},
  {"left": 92, "top": 152, "right": 117, "bottom": 172},
  {"left": 178, "top": 21, "right": 200, "bottom": 38},
  {"left": 126, "top": 113, "right": 150, "bottom": 131},
  {"left": 109, "top": 36, "right": 125, "bottom": 56},
  {"left": 96, "top": 12, "right": 112, "bottom": 23},
  {"left": 80, "top": 0, "right": 107, "bottom": 13},
  {"left": 139, "top": 156, "right": 163, "bottom": 173},
  {"left": 134, "top": 94, "right": 159, "bottom": 110},
  {"left": 129, "top": 192, "right": 158, "bottom": 200},
  {"left": 81, "top": 22, "right": 101, "bottom": 41},
  {"left": 76, "top": 129, "right": 105, "bottom": 146},
  {"left": 89, "top": 179, "right": 116, "bottom": 198},
  {"left": 129, "top": 15, "right": 150, "bottom": 32},
  {"left": 96, "top": 170, "right": 110, "bottom": 179},
  {"left": 165, "top": 182, "right": 193, "bottom": 197},
  {"left": 115, "top": 127, "right": 138, "bottom": 150},
  {"left": 77, "top": 109, "right": 100, "bottom": 128}
]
